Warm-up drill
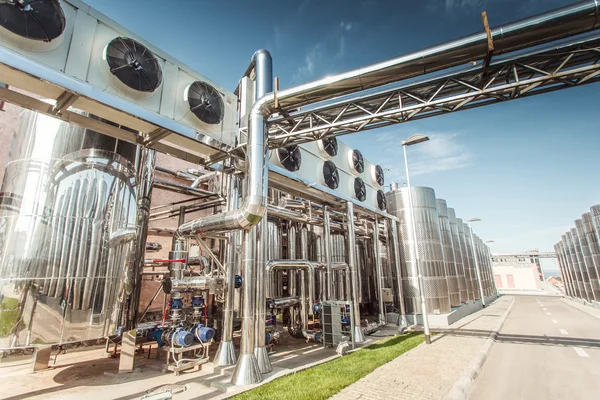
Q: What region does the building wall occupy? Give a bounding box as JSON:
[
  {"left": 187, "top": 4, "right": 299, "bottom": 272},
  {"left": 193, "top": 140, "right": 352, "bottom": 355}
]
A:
[{"left": 492, "top": 256, "right": 542, "bottom": 291}]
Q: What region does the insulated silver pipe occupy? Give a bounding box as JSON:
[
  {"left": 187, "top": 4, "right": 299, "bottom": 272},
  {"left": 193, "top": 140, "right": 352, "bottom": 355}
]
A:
[
  {"left": 265, "top": 260, "right": 315, "bottom": 308},
  {"left": 324, "top": 206, "right": 333, "bottom": 300},
  {"left": 300, "top": 226, "right": 313, "bottom": 318},
  {"left": 267, "top": 204, "right": 309, "bottom": 223},
  {"left": 178, "top": 50, "right": 272, "bottom": 238},
  {"left": 214, "top": 174, "right": 239, "bottom": 367},
  {"left": 167, "top": 277, "right": 210, "bottom": 292},
  {"left": 272, "top": 0, "right": 600, "bottom": 110},
  {"left": 347, "top": 202, "right": 365, "bottom": 343},
  {"left": 373, "top": 219, "right": 386, "bottom": 325},
  {"left": 254, "top": 214, "right": 272, "bottom": 373}
]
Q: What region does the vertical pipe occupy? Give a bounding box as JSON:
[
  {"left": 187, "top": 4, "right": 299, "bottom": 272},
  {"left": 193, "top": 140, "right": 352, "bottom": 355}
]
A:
[
  {"left": 254, "top": 214, "right": 272, "bottom": 373},
  {"left": 214, "top": 174, "right": 239, "bottom": 367},
  {"left": 346, "top": 202, "right": 365, "bottom": 343},
  {"left": 372, "top": 219, "right": 386, "bottom": 325},
  {"left": 323, "top": 206, "right": 333, "bottom": 300},
  {"left": 390, "top": 219, "right": 407, "bottom": 327},
  {"left": 232, "top": 49, "right": 272, "bottom": 385}
]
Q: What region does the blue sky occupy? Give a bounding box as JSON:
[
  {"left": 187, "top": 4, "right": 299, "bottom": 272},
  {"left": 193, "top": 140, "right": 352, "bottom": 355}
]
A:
[{"left": 87, "top": 0, "right": 600, "bottom": 270}]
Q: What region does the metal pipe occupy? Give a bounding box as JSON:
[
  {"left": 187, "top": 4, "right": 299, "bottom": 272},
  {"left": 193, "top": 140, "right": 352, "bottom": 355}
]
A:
[
  {"left": 153, "top": 178, "right": 219, "bottom": 198},
  {"left": 271, "top": 0, "right": 600, "bottom": 111},
  {"left": 267, "top": 296, "right": 301, "bottom": 309},
  {"left": 265, "top": 260, "right": 315, "bottom": 308},
  {"left": 373, "top": 219, "right": 386, "bottom": 325},
  {"left": 267, "top": 204, "right": 309, "bottom": 223},
  {"left": 214, "top": 174, "right": 239, "bottom": 367},
  {"left": 178, "top": 50, "right": 272, "bottom": 239},
  {"left": 468, "top": 225, "right": 487, "bottom": 307},
  {"left": 108, "top": 228, "right": 137, "bottom": 248},
  {"left": 166, "top": 277, "right": 210, "bottom": 292},
  {"left": 254, "top": 214, "right": 272, "bottom": 373},
  {"left": 346, "top": 202, "right": 365, "bottom": 343},
  {"left": 156, "top": 166, "right": 196, "bottom": 181},
  {"left": 191, "top": 171, "right": 219, "bottom": 188}
]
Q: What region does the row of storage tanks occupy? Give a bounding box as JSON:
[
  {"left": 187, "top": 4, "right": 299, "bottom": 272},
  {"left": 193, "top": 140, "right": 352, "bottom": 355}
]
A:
[
  {"left": 386, "top": 186, "right": 497, "bottom": 314},
  {"left": 554, "top": 204, "right": 600, "bottom": 302}
]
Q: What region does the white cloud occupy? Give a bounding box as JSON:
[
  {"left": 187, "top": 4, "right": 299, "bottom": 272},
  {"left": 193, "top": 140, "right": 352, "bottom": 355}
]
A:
[
  {"left": 374, "top": 131, "right": 474, "bottom": 182},
  {"left": 340, "top": 21, "right": 353, "bottom": 31},
  {"left": 292, "top": 44, "right": 321, "bottom": 83}
]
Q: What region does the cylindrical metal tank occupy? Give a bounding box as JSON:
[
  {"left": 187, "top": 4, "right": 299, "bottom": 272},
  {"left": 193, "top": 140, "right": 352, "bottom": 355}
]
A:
[
  {"left": 565, "top": 231, "right": 587, "bottom": 301},
  {"left": 571, "top": 226, "right": 592, "bottom": 301},
  {"left": 386, "top": 186, "right": 450, "bottom": 315},
  {"left": 461, "top": 222, "right": 479, "bottom": 300},
  {"left": 575, "top": 218, "right": 599, "bottom": 301},
  {"left": 456, "top": 219, "right": 475, "bottom": 301},
  {"left": 0, "top": 110, "right": 142, "bottom": 348},
  {"left": 448, "top": 208, "right": 468, "bottom": 303},
  {"left": 436, "top": 200, "right": 460, "bottom": 307},
  {"left": 563, "top": 233, "right": 583, "bottom": 299},
  {"left": 556, "top": 241, "right": 574, "bottom": 297},
  {"left": 587, "top": 208, "right": 600, "bottom": 299}
]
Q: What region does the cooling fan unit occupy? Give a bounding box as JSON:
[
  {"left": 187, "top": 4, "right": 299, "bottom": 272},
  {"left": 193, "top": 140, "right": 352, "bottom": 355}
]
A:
[
  {"left": 323, "top": 161, "right": 339, "bottom": 189},
  {"left": 187, "top": 81, "right": 225, "bottom": 125},
  {"left": 0, "top": 0, "right": 65, "bottom": 42},
  {"left": 354, "top": 177, "right": 366, "bottom": 202},
  {"left": 350, "top": 149, "right": 364, "bottom": 174},
  {"left": 377, "top": 190, "right": 386, "bottom": 210},
  {"left": 277, "top": 145, "right": 302, "bottom": 172},
  {"left": 105, "top": 36, "right": 162, "bottom": 92}
]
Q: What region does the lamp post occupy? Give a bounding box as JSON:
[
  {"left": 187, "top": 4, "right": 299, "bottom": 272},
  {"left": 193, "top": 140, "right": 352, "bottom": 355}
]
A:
[
  {"left": 402, "top": 134, "right": 431, "bottom": 344},
  {"left": 468, "top": 218, "right": 486, "bottom": 307}
]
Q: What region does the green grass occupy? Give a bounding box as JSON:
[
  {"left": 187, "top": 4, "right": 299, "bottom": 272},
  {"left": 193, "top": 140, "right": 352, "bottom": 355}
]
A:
[
  {"left": 0, "top": 297, "right": 21, "bottom": 337},
  {"left": 233, "top": 332, "right": 424, "bottom": 400}
]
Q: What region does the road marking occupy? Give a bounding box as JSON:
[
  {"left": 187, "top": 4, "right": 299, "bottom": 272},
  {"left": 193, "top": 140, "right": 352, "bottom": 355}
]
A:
[
  {"left": 559, "top": 329, "right": 569, "bottom": 335},
  {"left": 573, "top": 347, "right": 590, "bottom": 358},
  {"left": 546, "top": 312, "right": 552, "bottom": 316},
  {"left": 542, "top": 307, "right": 547, "bottom": 311},
  {"left": 552, "top": 319, "right": 558, "bottom": 324},
  {"left": 302, "top": 347, "right": 324, "bottom": 354}
]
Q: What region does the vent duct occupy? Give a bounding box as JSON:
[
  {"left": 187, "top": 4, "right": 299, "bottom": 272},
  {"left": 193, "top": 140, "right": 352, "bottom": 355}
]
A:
[
  {"left": 318, "top": 137, "right": 338, "bottom": 158},
  {"left": 0, "top": 0, "right": 65, "bottom": 42},
  {"left": 349, "top": 149, "right": 364, "bottom": 174},
  {"left": 377, "top": 189, "right": 386, "bottom": 211},
  {"left": 277, "top": 145, "right": 302, "bottom": 172},
  {"left": 354, "top": 177, "right": 366, "bottom": 201},
  {"left": 323, "top": 160, "right": 339, "bottom": 189},
  {"left": 372, "top": 165, "right": 385, "bottom": 186},
  {"left": 105, "top": 37, "right": 162, "bottom": 92},
  {"left": 186, "top": 80, "right": 225, "bottom": 125}
]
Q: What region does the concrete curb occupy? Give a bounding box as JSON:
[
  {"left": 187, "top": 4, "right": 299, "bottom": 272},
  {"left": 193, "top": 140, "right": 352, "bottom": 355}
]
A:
[
  {"left": 560, "top": 297, "right": 600, "bottom": 321},
  {"left": 442, "top": 296, "right": 515, "bottom": 400}
]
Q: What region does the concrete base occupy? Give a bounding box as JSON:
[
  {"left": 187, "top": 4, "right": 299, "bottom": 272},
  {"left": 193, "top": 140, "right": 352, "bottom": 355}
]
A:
[{"left": 403, "top": 295, "right": 500, "bottom": 329}]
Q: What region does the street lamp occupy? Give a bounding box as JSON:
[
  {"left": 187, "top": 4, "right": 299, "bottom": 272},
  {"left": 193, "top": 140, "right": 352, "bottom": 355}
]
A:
[
  {"left": 467, "top": 218, "right": 486, "bottom": 307},
  {"left": 402, "top": 134, "right": 431, "bottom": 344}
]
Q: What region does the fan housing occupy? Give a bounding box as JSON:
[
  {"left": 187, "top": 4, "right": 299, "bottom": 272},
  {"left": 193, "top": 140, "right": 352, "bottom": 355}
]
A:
[
  {"left": 317, "top": 137, "right": 338, "bottom": 158},
  {"left": 0, "top": 0, "right": 66, "bottom": 42},
  {"left": 372, "top": 165, "right": 385, "bottom": 186},
  {"left": 348, "top": 149, "right": 364, "bottom": 174},
  {"left": 186, "top": 81, "right": 224, "bottom": 125},
  {"left": 323, "top": 161, "right": 339, "bottom": 189},
  {"left": 354, "top": 177, "right": 366, "bottom": 202},
  {"left": 377, "top": 190, "right": 387, "bottom": 211},
  {"left": 105, "top": 37, "right": 162, "bottom": 93},
  {"left": 277, "top": 145, "right": 302, "bottom": 172}
]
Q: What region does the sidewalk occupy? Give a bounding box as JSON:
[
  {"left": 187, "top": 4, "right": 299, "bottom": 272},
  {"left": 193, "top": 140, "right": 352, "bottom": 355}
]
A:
[{"left": 330, "top": 296, "right": 514, "bottom": 400}]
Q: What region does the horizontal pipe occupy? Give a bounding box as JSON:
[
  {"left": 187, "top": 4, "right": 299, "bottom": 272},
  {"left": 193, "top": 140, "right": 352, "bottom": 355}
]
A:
[
  {"left": 267, "top": 205, "right": 308, "bottom": 223},
  {"left": 153, "top": 178, "right": 220, "bottom": 198},
  {"left": 165, "top": 277, "right": 210, "bottom": 293},
  {"left": 108, "top": 228, "right": 137, "bottom": 248},
  {"left": 272, "top": 0, "right": 600, "bottom": 111},
  {"left": 156, "top": 166, "right": 196, "bottom": 181},
  {"left": 267, "top": 296, "right": 301, "bottom": 309}
]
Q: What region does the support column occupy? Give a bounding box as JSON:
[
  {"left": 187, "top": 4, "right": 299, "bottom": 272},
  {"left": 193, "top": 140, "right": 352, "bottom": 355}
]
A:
[{"left": 347, "top": 202, "right": 365, "bottom": 343}]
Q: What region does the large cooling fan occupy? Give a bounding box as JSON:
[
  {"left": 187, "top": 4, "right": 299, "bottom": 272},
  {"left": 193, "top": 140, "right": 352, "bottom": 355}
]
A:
[
  {"left": 354, "top": 177, "right": 366, "bottom": 202},
  {"left": 187, "top": 81, "right": 225, "bottom": 125},
  {"left": 105, "top": 37, "right": 162, "bottom": 92},
  {"left": 319, "top": 137, "right": 338, "bottom": 157},
  {"left": 350, "top": 149, "right": 364, "bottom": 174},
  {"left": 0, "top": 0, "right": 66, "bottom": 42},
  {"left": 277, "top": 145, "right": 302, "bottom": 172},
  {"left": 323, "top": 161, "right": 339, "bottom": 189},
  {"left": 377, "top": 190, "right": 386, "bottom": 211},
  {"left": 373, "top": 165, "right": 385, "bottom": 186}
]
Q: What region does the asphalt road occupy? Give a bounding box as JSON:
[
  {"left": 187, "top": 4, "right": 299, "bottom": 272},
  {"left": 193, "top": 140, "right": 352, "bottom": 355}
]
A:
[{"left": 469, "top": 296, "right": 600, "bottom": 400}]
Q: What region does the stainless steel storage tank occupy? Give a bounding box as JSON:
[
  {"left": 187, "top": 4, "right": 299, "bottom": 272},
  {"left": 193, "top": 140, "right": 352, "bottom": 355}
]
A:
[
  {"left": 586, "top": 208, "right": 600, "bottom": 299},
  {"left": 0, "top": 110, "right": 144, "bottom": 348},
  {"left": 386, "top": 186, "right": 450, "bottom": 314},
  {"left": 563, "top": 233, "right": 583, "bottom": 299},
  {"left": 461, "top": 222, "right": 479, "bottom": 300},
  {"left": 456, "top": 219, "right": 475, "bottom": 301},
  {"left": 571, "top": 226, "right": 592, "bottom": 301},
  {"left": 436, "top": 200, "right": 460, "bottom": 307},
  {"left": 565, "top": 231, "right": 587, "bottom": 301},
  {"left": 575, "top": 218, "right": 599, "bottom": 301},
  {"left": 448, "top": 208, "right": 468, "bottom": 303}
]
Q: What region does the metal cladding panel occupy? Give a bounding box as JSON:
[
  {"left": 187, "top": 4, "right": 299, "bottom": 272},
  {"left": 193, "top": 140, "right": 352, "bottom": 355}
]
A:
[
  {"left": 458, "top": 220, "right": 477, "bottom": 301},
  {"left": 571, "top": 226, "right": 592, "bottom": 300},
  {"left": 385, "top": 186, "right": 450, "bottom": 315},
  {"left": 557, "top": 241, "right": 575, "bottom": 297},
  {"left": 448, "top": 208, "right": 468, "bottom": 303},
  {"left": 474, "top": 235, "right": 490, "bottom": 296},
  {"left": 566, "top": 231, "right": 587, "bottom": 301},
  {"left": 589, "top": 206, "right": 600, "bottom": 294},
  {"left": 0, "top": 110, "right": 141, "bottom": 347},
  {"left": 561, "top": 235, "right": 580, "bottom": 298},
  {"left": 576, "top": 218, "right": 600, "bottom": 300},
  {"left": 436, "top": 199, "right": 460, "bottom": 307}
]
